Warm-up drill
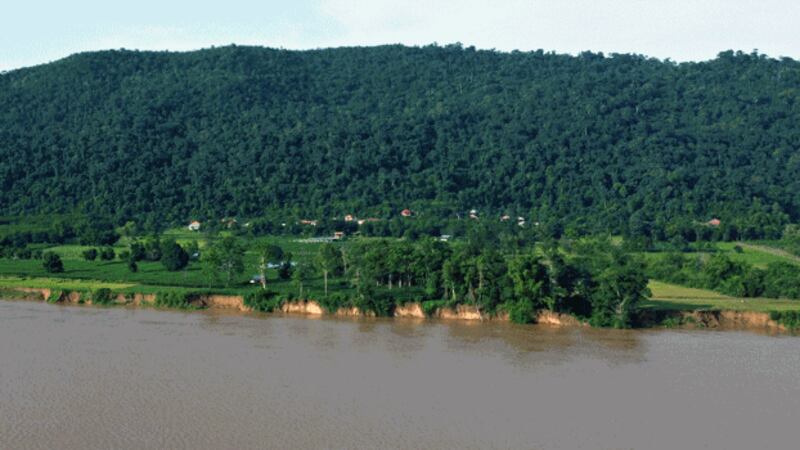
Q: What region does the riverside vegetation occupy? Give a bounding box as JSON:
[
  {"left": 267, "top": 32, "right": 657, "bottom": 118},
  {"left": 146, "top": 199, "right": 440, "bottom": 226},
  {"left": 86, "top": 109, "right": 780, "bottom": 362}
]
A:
[
  {"left": 2, "top": 215, "right": 800, "bottom": 330},
  {"left": 2, "top": 45, "right": 800, "bottom": 329}
]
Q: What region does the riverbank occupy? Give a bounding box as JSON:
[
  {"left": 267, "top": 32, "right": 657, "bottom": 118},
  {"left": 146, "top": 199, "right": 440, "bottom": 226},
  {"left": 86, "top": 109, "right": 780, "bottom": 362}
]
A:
[{"left": 2, "top": 284, "right": 793, "bottom": 333}]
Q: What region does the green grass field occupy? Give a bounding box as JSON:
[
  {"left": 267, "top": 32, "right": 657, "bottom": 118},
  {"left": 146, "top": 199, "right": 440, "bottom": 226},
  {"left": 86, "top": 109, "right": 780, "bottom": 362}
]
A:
[
  {"left": 645, "top": 280, "right": 800, "bottom": 312},
  {"left": 0, "top": 233, "right": 369, "bottom": 298}
]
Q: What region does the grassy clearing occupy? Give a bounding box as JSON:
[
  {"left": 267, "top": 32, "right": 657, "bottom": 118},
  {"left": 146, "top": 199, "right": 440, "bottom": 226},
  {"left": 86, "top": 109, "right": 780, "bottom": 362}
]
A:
[
  {"left": 642, "top": 241, "right": 800, "bottom": 270},
  {"left": 715, "top": 242, "right": 800, "bottom": 268},
  {"left": 0, "top": 275, "right": 134, "bottom": 291},
  {"left": 645, "top": 280, "right": 800, "bottom": 312}
]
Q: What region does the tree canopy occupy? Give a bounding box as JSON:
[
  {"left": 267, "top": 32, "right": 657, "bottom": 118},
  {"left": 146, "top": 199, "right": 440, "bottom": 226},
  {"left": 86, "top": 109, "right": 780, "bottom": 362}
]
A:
[{"left": 1, "top": 45, "right": 799, "bottom": 233}]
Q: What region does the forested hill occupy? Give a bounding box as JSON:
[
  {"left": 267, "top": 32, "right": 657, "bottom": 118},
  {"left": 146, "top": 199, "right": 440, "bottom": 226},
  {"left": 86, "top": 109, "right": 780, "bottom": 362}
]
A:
[{"left": 1, "top": 45, "right": 799, "bottom": 231}]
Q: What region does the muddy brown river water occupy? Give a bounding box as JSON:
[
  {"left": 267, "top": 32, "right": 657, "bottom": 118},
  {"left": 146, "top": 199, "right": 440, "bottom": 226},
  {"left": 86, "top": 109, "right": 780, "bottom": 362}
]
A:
[{"left": 1, "top": 299, "right": 798, "bottom": 449}]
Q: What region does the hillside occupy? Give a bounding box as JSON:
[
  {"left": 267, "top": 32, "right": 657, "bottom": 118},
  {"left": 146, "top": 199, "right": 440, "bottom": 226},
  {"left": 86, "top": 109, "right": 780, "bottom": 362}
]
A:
[{"left": 1, "top": 45, "right": 799, "bottom": 232}]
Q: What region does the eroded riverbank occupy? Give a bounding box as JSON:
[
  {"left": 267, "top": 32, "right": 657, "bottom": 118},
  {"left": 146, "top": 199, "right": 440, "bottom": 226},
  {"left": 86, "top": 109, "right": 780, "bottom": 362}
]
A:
[{"left": 3, "top": 285, "right": 792, "bottom": 333}]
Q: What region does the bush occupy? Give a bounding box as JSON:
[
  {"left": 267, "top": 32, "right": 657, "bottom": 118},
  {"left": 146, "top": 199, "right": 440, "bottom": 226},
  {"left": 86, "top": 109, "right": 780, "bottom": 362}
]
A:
[
  {"left": 160, "top": 240, "right": 189, "bottom": 271},
  {"left": 91, "top": 288, "right": 114, "bottom": 305},
  {"left": 47, "top": 289, "right": 64, "bottom": 304},
  {"left": 770, "top": 311, "right": 800, "bottom": 330},
  {"left": 99, "top": 247, "right": 115, "bottom": 261},
  {"left": 505, "top": 300, "right": 535, "bottom": 324},
  {"left": 154, "top": 291, "right": 193, "bottom": 308},
  {"left": 353, "top": 291, "right": 394, "bottom": 316},
  {"left": 14, "top": 247, "right": 32, "bottom": 259},
  {"left": 244, "top": 290, "right": 282, "bottom": 312},
  {"left": 82, "top": 248, "right": 98, "bottom": 261},
  {"left": 42, "top": 252, "right": 64, "bottom": 273},
  {"left": 318, "top": 293, "right": 352, "bottom": 313},
  {"left": 118, "top": 250, "right": 131, "bottom": 261},
  {"left": 421, "top": 299, "right": 448, "bottom": 317}
]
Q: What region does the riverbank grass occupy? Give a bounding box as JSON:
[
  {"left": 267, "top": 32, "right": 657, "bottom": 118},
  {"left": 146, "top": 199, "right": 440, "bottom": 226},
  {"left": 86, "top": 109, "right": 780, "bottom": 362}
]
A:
[{"left": 645, "top": 280, "right": 800, "bottom": 312}]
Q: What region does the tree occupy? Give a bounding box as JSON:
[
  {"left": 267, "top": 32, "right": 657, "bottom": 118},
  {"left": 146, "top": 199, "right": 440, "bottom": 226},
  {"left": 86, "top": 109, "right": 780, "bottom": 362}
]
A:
[
  {"left": 292, "top": 262, "right": 315, "bottom": 299},
  {"left": 160, "top": 240, "right": 189, "bottom": 271},
  {"left": 278, "top": 252, "right": 293, "bottom": 280},
  {"left": 315, "top": 243, "right": 341, "bottom": 296},
  {"left": 127, "top": 259, "right": 139, "bottom": 273},
  {"left": 508, "top": 253, "right": 549, "bottom": 308},
  {"left": 203, "top": 236, "right": 245, "bottom": 287},
  {"left": 255, "top": 243, "right": 284, "bottom": 289},
  {"left": 129, "top": 241, "right": 146, "bottom": 262},
  {"left": 589, "top": 253, "right": 650, "bottom": 328},
  {"left": 99, "top": 247, "right": 115, "bottom": 261},
  {"left": 42, "top": 252, "right": 64, "bottom": 273},
  {"left": 82, "top": 248, "right": 98, "bottom": 261}
]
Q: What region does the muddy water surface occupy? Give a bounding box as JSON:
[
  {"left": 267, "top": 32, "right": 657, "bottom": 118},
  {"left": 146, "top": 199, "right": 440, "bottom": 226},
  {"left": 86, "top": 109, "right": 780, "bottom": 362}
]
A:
[{"left": 1, "top": 300, "right": 798, "bottom": 449}]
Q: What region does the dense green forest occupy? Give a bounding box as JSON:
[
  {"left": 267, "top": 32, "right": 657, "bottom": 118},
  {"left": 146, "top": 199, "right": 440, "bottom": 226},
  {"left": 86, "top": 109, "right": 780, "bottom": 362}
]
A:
[{"left": 1, "top": 44, "right": 799, "bottom": 236}]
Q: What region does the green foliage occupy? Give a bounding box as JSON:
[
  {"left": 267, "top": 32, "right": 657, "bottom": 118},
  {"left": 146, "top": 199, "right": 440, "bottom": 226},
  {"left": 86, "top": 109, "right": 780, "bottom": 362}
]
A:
[
  {"left": 99, "top": 247, "right": 115, "bottom": 261},
  {"left": 505, "top": 300, "right": 535, "bottom": 324},
  {"left": 769, "top": 311, "right": 800, "bottom": 330},
  {"left": 160, "top": 240, "right": 189, "bottom": 271},
  {"left": 316, "top": 243, "right": 342, "bottom": 296},
  {"left": 82, "top": 248, "right": 98, "bottom": 261},
  {"left": 421, "top": 299, "right": 448, "bottom": 317},
  {"left": 90, "top": 288, "right": 114, "bottom": 305},
  {"left": 783, "top": 225, "right": 800, "bottom": 256},
  {"left": 244, "top": 290, "right": 282, "bottom": 312},
  {"left": 42, "top": 252, "right": 63, "bottom": 273},
  {"left": 1, "top": 47, "right": 799, "bottom": 233},
  {"left": 154, "top": 291, "right": 193, "bottom": 309},
  {"left": 47, "top": 289, "right": 64, "bottom": 303},
  {"left": 318, "top": 293, "right": 352, "bottom": 314},
  {"left": 203, "top": 236, "right": 245, "bottom": 287},
  {"left": 582, "top": 246, "right": 650, "bottom": 328}
]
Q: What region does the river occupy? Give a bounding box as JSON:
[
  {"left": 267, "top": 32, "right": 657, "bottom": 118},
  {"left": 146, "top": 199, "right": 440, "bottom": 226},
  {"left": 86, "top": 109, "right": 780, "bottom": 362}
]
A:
[{"left": 1, "top": 299, "right": 798, "bottom": 449}]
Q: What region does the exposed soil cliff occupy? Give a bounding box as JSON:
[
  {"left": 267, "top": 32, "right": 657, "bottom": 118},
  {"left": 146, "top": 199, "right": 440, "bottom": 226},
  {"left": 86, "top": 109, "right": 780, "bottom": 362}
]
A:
[{"left": 5, "top": 287, "right": 788, "bottom": 332}]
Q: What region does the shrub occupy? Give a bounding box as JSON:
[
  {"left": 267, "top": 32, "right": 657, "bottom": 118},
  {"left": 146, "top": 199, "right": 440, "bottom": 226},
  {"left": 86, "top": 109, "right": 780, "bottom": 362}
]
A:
[
  {"left": 770, "top": 311, "right": 800, "bottom": 330},
  {"left": 505, "top": 300, "right": 535, "bottom": 324},
  {"left": 47, "top": 289, "right": 64, "bottom": 304},
  {"left": 154, "top": 291, "right": 193, "bottom": 308},
  {"left": 421, "top": 299, "right": 448, "bottom": 317},
  {"left": 14, "top": 247, "right": 32, "bottom": 259},
  {"left": 82, "top": 248, "right": 98, "bottom": 261},
  {"left": 42, "top": 252, "right": 64, "bottom": 273},
  {"left": 100, "top": 247, "right": 116, "bottom": 261},
  {"left": 353, "top": 291, "right": 394, "bottom": 316},
  {"left": 160, "top": 240, "right": 189, "bottom": 271},
  {"left": 318, "top": 293, "right": 351, "bottom": 313},
  {"left": 91, "top": 288, "right": 114, "bottom": 305},
  {"left": 244, "top": 290, "right": 282, "bottom": 312}
]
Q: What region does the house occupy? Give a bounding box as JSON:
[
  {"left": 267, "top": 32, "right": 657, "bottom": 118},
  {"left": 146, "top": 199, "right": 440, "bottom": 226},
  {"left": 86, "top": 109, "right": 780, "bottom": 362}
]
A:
[
  {"left": 401, "top": 209, "right": 413, "bottom": 217},
  {"left": 469, "top": 209, "right": 479, "bottom": 220},
  {"left": 299, "top": 219, "right": 318, "bottom": 226},
  {"left": 221, "top": 217, "right": 238, "bottom": 229},
  {"left": 708, "top": 218, "right": 722, "bottom": 227},
  {"left": 333, "top": 231, "right": 345, "bottom": 240},
  {"left": 187, "top": 221, "right": 201, "bottom": 231},
  {"left": 249, "top": 274, "right": 265, "bottom": 284},
  {"left": 500, "top": 215, "right": 511, "bottom": 221},
  {"left": 344, "top": 214, "right": 356, "bottom": 222},
  {"left": 439, "top": 234, "right": 451, "bottom": 242}
]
